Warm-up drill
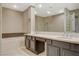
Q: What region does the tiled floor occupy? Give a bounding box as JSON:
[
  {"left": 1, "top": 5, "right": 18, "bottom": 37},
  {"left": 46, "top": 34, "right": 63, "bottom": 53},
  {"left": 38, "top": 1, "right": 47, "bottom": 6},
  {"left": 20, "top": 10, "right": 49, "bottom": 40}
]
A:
[
  {"left": 1, "top": 48, "right": 29, "bottom": 56},
  {"left": 21, "top": 47, "right": 46, "bottom": 56},
  {"left": 1, "top": 47, "right": 46, "bottom": 56},
  {"left": 1, "top": 37, "right": 46, "bottom": 56}
]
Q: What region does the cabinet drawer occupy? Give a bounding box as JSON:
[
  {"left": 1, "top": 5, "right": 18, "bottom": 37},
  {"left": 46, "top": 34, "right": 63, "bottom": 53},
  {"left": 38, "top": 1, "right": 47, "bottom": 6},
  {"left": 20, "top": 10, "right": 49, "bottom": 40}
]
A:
[
  {"left": 36, "top": 37, "right": 45, "bottom": 42},
  {"left": 71, "top": 44, "right": 79, "bottom": 52},
  {"left": 30, "top": 39, "right": 35, "bottom": 51},
  {"left": 25, "top": 37, "right": 30, "bottom": 48},
  {"left": 47, "top": 40, "right": 52, "bottom": 45},
  {"left": 61, "top": 49, "right": 79, "bottom": 56},
  {"left": 47, "top": 45, "right": 59, "bottom": 56},
  {"left": 26, "top": 36, "right": 31, "bottom": 40},
  {"left": 52, "top": 40, "right": 70, "bottom": 49}
]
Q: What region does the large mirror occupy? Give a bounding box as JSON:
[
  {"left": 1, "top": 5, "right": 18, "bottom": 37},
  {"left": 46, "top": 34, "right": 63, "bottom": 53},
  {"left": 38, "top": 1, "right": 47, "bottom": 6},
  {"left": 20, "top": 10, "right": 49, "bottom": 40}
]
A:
[
  {"left": 35, "top": 3, "right": 65, "bottom": 32},
  {"left": 35, "top": 14, "right": 64, "bottom": 32},
  {"left": 34, "top": 3, "right": 79, "bottom": 33},
  {"left": 64, "top": 8, "right": 79, "bottom": 33}
]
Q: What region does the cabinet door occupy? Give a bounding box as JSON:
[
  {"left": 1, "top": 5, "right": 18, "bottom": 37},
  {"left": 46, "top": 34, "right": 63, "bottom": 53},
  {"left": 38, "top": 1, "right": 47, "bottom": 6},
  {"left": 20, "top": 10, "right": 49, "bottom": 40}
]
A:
[
  {"left": 52, "top": 41, "right": 70, "bottom": 49},
  {"left": 30, "top": 37, "right": 35, "bottom": 52},
  {"left": 25, "top": 37, "right": 30, "bottom": 48},
  {"left": 61, "top": 49, "right": 79, "bottom": 56},
  {"left": 71, "top": 44, "right": 79, "bottom": 52},
  {"left": 47, "top": 45, "right": 59, "bottom": 56}
]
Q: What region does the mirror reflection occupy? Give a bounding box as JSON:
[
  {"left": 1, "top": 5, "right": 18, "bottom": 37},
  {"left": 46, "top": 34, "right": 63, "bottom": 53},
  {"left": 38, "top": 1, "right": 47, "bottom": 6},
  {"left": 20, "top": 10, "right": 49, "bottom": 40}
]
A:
[
  {"left": 35, "top": 14, "right": 64, "bottom": 32},
  {"left": 65, "top": 8, "right": 79, "bottom": 33},
  {"left": 34, "top": 3, "right": 79, "bottom": 33}
]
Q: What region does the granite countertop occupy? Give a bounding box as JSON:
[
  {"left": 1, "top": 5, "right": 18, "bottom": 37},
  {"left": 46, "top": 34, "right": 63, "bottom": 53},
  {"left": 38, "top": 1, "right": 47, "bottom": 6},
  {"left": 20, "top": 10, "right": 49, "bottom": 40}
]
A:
[{"left": 24, "top": 34, "right": 79, "bottom": 44}]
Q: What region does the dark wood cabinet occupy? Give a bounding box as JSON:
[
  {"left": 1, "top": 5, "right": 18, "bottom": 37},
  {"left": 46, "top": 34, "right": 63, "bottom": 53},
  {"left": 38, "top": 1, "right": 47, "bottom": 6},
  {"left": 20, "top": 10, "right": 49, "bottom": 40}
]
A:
[
  {"left": 25, "top": 35, "right": 45, "bottom": 54},
  {"left": 25, "top": 36, "right": 37, "bottom": 54},
  {"left": 47, "top": 45, "right": 59, "bottom": 56},
  {"left": 29, "top": 37, "right": 35, "bottom": 52},
  {"left": 70, "top": 44, "right": 79, "bottom": 52},
  {"left": 25, "top": 35, "right": 79, "bottom": 56},
  {"left": 47, "top": 40, "right": 79, "bottom": 56},
  {"left": 35, "top": 40, "right": 45, "bottom": 54},
  {"left": 61, "top": 49, "right": 79, "bottom": 56},
  {"left": 52, "top": 41, "right": 70, "bottom": 49},
  {"left": 25, "top": 36, "right": 30, "bottom": 49}
]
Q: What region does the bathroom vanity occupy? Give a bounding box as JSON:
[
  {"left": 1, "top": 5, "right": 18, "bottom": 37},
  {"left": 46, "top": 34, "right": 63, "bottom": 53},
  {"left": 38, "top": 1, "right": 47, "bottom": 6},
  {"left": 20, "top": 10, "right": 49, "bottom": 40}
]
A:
[
  {"left": 47, "top": 38, "right": 79, "bottom": 56},
  {"left": 25, "top": 34, "right": 79, "bottom": 56},
  {"left": 25, "top": 34, "right": 45, "bottom": 54},
  {"left": 25, "top": 7, "right": 79, "bottom": 56}
]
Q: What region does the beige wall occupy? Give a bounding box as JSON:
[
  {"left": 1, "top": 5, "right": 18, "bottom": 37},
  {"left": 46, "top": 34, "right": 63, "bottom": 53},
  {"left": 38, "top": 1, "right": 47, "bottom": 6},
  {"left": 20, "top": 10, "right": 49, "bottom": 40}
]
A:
[
  {"left": 2, "top": 8, "right": 24, "bottom": 33},
  {"left": 23, "top": 6, "right": 35, "bottom": 34},
  {"left": 23, "top": 7, "right": 31, "bottom": 33},
  {"left": 0, "top": 7, "right": 2, "bottom": 38},
  {"left": 23, "top": 8, "right": 28, "bottom": 33},
  {"left": 45, "top": 14, "right": 64, "bottom": 32},
  {"left": 35, "top": 16, "right": 45, "bottom": 31},
  {"left": 30, "top": 7, "right": 35, "bottom": 34},
  {"left": 0, "top": 6, "right": 2, "bottom": 55},
  {"left": 35, "top": 14, "right": 65, "bottom": 32},
  {"left": 2, "top": 7, "right": 33, "bottom": 34}
]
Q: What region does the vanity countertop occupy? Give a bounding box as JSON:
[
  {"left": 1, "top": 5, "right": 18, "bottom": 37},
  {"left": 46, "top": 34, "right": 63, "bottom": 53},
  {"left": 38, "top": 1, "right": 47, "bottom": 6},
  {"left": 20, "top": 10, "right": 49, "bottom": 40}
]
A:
[{"left": 24, "top": 34, "right": 79, "bottom": 44}]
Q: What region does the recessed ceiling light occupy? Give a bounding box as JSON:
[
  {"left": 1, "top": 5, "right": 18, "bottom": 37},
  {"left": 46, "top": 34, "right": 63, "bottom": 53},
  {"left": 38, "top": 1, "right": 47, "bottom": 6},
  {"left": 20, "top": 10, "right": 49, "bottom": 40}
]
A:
[
  {"left": 47, "top": 11, "right": 51, "bottom": 14},
  {"left": 13, "top": 5, "right": 17, "bottom": 8},
  {"left": 35, "top": 11, "right": 37, "bottom": 15},
  {"left": 38, "top": 4, "right": 42, "bottom": 8}
]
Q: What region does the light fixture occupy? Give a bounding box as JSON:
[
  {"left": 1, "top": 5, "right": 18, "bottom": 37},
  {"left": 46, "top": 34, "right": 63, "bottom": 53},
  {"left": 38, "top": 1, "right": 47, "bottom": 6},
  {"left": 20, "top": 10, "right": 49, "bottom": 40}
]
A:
[
  {"left": 35, "top": 11, "right": 37, "bottom": 15},
  {"left": 13, "top": 5, "right": 17, "bottom": 8},
  {"left": 47, "top": 11, "right": 51, "bottom": 14},
  {"left": 58, "top": 9, "right": 64, "bottom": 13},
  {"left": 38, "top": 4, "right": 42, "bottom": 8}
]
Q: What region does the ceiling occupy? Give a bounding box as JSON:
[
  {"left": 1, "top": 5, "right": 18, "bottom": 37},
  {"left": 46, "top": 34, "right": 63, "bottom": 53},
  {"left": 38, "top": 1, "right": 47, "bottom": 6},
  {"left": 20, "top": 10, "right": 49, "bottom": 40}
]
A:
[
  {"left": 1, "top": 3, "right": 30, "bottom": 11},
  {"left": 1, "top": 3, "right": 79, "bottom": 17}
]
